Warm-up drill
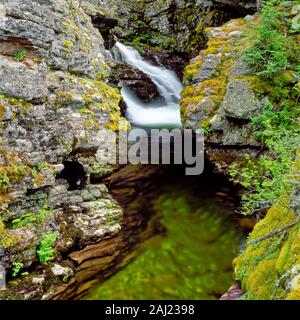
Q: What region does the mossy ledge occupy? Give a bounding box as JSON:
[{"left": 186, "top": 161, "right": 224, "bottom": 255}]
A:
[{"left": 181, "top": 1, "right": 300, "bottom": 299}]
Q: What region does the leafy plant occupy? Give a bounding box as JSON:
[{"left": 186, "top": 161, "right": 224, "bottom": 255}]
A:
[
  {"left": 106, "top": 213, "right": 116, "bottom": 226},
  {"left": 12, "top": 262, "right": 24, "bottom": 277},
  {"left": 37, "top": 232, "right": 57, "bottom": 265},
  {"left": 63, "top": 275, "right": 70, "bottom": 282},
  {"left": 229, "top": 0, "right": 300, "bottom": 215},
  {"left": 12, "top": 50, "right": 27, "bottom": 62},
  {"left": 0, "top": 172, "right": 10, "bottom": 192},
  {"left": 11, "top": 206, "right": 50, "bottom": 229},
  {"left": 134, "top": 20, "right": 147, "bottom": 28},
  {"left": 229, "top": 99, "right": 300, "bottom": 214},
  {"left": 244, "top": 0, "right": 299, "bottom": 80}
]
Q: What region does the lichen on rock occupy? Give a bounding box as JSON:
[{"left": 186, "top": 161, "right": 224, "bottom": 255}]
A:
[{"left": 0, "top": 0, "right": 130, "bottom": 300}]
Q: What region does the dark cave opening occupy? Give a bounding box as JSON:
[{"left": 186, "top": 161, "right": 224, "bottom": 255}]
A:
[
  {"left": 57, "top": 161, "right": 88, "bottom": 191},
  {"left": 91, "top": 13, "right": 118, "bottom": 50}
]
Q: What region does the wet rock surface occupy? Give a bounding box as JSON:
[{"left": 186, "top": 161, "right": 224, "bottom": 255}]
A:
[
  {"left": 0, "top": 0, "right": 131, "bottom": 300},
  {"left": 97, "top": 0, "right": 233, "bottom": 60},
  {"left": 111, "top": 63, "right": 160, "bottom": 102},
  {"left": 0, "top": 0, "right": 258, "bottom": 301},
  {"left": 181, "top": 17, "right": 263, "bottom": 175}
]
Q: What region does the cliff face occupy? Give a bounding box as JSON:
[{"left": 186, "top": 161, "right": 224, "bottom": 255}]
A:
[
  {"left": 0, "top": 0, "right": 147, "bottom": 299},
  {"left": 100, "top": 0, "right": 229, "bottom": 56},
  {"left": 181, "top": 16, "right": 262, "bottom": 174},
  {"left": 97, "top": 0, "right": 256, "bottom": 53},
  {"left": 181, "top": 2, "right": 300, "bottom": 299}
]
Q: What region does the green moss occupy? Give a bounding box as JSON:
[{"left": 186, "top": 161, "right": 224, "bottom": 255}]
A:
[
  {"left": 245, "top": 260, "right": 279, "bottom": 300},
  {"left": 276, "top": 224, "right": 300, "bottom": 274},
  {"left": 0, "top": 94, "right": 32, "bottom": 111},
  {"left": 287, "top": 288, "right": 300, "bottom": 300},
  {"left": 183, "top": 61, "right": 202, "bottom": 84},
  {"left": 0, "top": 219, "right": 20, "bottom": 249},
  {"left": 234, "top": 195, "right": 300, "bottom": 300},
  {"left": 63, "top": 39, "right": 74, "bottom": 49},
  {"left": 0, "top": 163, "right": 30, "bottom": 194},
  {"left": 78, "top": 78, "right": 126, "bottom": 131},
  {"left": 181, "top": 18, "right": 250, "bottom": 130}
]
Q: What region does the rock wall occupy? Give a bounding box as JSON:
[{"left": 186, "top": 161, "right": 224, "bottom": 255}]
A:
[
  {"left": 181, "top": 16, "right": 262, "bottom": 175},
  {"left": 180, "top": 4, "right": 300, "bottom": 299},
  {"left": 97, "top": 0, "right": 255, "bottom": 57},
  {"left": 0, "top": 0, "right": 163, "bottom": 300}
]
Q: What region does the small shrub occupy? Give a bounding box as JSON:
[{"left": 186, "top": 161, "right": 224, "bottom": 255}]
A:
[
  {"left": 0, "top": 172, "right": 10, "bottom": 192},
  {"left": 37, "top": 232, "right": 57, "bottom": 265},
  {"left": 12, "top": 262, "right": 24, "bottom": 277},
  {"left": 12, "top": 50, "right": 27, "bottom": 62},
  {"left": 229, "top": 99, "right": 300, "bottom": 214},
  {"left": 244, "top": 0, "right": 299, "bottom": 80}
]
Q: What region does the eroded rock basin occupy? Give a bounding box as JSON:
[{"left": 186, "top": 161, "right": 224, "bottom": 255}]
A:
[{"left": 84, "top": 167, "right": 242, "bottom": 300}]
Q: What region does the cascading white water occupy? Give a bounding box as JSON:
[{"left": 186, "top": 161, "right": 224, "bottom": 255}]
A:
[{"left": 112, "top": 42, "right": 183, "bottom": 128}]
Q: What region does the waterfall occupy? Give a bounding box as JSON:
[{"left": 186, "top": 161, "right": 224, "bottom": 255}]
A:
[{"left": 111, "top": 42, "right": 183, "bottom": 128}]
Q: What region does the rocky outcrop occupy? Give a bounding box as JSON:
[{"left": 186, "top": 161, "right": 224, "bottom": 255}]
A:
[
  {"left": 0, "top": 0, "right": 243, "bottom": 301},
  {"left": 181, "top": 5, "right": 300, "bottom": 300},
  {"left": 181, "top": 17, "right": 263, "bottom": 174},
  {"left": 97, "top": 0, "right": 232, "bottom": 59},
  {"left": 0, "top": 0, "right": 164, "bottom": 300},
  {"left": 110, "top": 62, "right": 160, "bottom": 102},
  {"left": 220, "top": 283, "right": 244, "bottom": 300},
  {"left": 50, "top": 164, "right": 164, "bottom": 300},
  {"left": 1, "top": 0, "right": 296, "bottom": 302}
]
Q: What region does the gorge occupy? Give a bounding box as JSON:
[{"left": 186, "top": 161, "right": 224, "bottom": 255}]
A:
[{"left": 0, "top": 0, "right": 299, "bottom": 301}]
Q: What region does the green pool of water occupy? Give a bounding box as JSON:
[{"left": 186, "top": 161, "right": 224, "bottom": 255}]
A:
[{"left": 85, "top": 183, "right": 241, "bottom": 300}]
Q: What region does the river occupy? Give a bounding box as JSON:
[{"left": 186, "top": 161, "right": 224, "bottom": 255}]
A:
[{"left": 84, "top": 44, "right": 241, "bottom": 300}]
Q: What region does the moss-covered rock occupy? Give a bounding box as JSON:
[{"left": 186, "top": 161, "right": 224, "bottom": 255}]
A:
[
  {"left": 0, "top": 0, "right": 129, "bottom": 300},
  {"left": 181, "top": 3, "right": 300, "bottom": 300},
  {"left": 181, "top": 17, "right": 261, "bottom": 153},
  {"left": 234, "top": 152, "right": 300, "bottom": 300},
  {"left": 233, "top": 197, "right": 300, "bottom": 299}
]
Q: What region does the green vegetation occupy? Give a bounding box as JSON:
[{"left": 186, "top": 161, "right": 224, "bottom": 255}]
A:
[
  {"left": 12, "top": 50, "right": 27, "bottom": 62},
  {"left": 63, "top": 275, "right": 70, "bottom": 282},
  {"left": 63, "top": 39, "right": 74, "bottom": 49},
  {"left": 234, "top": 193, "right": 300, "bottom": 299},
  {"left": 0, "top": 218, "right": 19, "bottom": 249},
  {"left": 31, "top": 162, "right": 49, "bottom": 177},
  {"left": 37, "top": 232, "right": 58, "bottom": 265},
  {"left": 12, "top": 262, "right": 24, "bottom": 278},
  {"left": 0, "top": 172, "right": 10, "bottom": 192},
  {"left": 229, "top": 0, "right": 300, "bottom": 215},
  {"left": 106, "top": 213, "right": 117, "bottom": 226},
  {"left": 244, "top": 0, "right": 299, "bottom": 80},
  {"left": 0, "top": 164, "right": 29, "bottom": 193},
  {"left": 11, "top": 206, "right": 51, "bottom": 229},
  {"left": 230, "top": 99, "right": 300, "bottom": 214},
  {"left": 232, "top": 0, "right": 300, "bottom": 300}
]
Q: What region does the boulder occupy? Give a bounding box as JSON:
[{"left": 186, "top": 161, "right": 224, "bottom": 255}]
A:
[{"left": 222, "top": 80, "right": 260, "bottom": 120}]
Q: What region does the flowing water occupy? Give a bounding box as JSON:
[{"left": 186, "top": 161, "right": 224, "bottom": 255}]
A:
[
  {"left": 112, "top": 42, "right": 182, "bottom": 129},
  {"left": 84, "top": 45, "right": 241, "bottom": 300}
]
